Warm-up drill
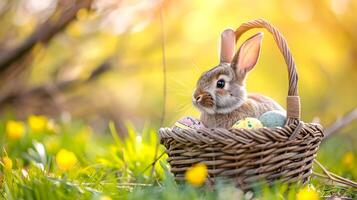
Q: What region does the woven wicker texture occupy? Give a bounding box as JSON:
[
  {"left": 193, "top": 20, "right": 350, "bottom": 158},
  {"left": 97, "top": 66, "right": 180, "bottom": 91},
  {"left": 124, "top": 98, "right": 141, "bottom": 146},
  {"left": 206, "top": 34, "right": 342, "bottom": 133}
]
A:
[{"left": 159, "top": 19, "right": 324, "bottom": 189}]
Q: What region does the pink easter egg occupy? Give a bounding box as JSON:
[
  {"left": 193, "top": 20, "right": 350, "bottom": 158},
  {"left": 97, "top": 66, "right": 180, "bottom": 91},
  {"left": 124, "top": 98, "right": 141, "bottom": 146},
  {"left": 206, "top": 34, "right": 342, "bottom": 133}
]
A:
[{"left": 172, "top": 116, "right": 204, "bottom": 131}]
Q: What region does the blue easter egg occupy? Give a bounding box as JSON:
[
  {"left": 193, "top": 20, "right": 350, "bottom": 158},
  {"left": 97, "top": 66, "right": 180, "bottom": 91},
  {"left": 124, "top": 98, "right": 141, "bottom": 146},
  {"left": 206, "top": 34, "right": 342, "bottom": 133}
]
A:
[{"left": 259, "top": 110, "right": 287, "bottom": 128}]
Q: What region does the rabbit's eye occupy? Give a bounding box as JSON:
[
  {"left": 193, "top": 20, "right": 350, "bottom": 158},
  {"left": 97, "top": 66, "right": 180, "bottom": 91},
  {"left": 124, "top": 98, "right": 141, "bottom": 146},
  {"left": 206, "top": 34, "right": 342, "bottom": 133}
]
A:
[{"left": 216, "top": 79, "right": 225, "bottom": 88}]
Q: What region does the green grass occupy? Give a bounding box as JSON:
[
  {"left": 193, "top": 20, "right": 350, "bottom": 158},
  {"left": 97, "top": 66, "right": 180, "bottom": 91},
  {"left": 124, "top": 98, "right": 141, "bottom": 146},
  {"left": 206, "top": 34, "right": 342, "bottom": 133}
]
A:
[{"left": 0, "top": 116, "right": 356, "bottom": 200}]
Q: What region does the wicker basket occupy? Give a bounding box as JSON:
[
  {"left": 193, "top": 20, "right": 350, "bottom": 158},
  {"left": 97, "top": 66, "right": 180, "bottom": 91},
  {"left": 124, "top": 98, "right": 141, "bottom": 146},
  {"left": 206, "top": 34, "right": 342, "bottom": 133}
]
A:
[{"left": 159, "top": 19, "right": 324, "bottom": 189}]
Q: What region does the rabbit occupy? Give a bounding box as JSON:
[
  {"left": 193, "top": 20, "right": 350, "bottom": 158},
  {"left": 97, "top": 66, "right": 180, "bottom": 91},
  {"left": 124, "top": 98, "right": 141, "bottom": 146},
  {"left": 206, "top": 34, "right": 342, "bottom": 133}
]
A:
[{"left": 192, "top": 29, "right": 285, "bottom": 128}]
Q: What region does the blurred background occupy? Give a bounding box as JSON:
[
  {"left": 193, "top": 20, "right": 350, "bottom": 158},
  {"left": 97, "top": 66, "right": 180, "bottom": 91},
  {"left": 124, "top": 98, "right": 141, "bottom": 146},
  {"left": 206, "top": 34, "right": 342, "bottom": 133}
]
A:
[
  {"left": 0, "top": 0, "right": 356, "bottom": 135},
  {"left": 0, "top": 1, "right": 357, "bottom": 198}
]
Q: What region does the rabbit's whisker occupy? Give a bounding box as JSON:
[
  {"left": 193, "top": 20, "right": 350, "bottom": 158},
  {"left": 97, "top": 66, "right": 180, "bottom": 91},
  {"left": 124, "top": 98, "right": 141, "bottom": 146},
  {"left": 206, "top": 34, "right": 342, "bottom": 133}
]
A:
[
  {"left": 175, "top": 103, "right": 192, "bottom": 113},
  {"left": 168, "top": 76, "right": 192, "bottom": 89}
]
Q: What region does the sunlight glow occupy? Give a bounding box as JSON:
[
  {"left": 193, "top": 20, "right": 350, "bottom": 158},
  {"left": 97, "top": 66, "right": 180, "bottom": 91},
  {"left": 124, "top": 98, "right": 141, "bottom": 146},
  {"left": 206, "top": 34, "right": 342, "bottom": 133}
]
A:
[
  {"left": 98, "top": 0, "right": 162, "bottom": 34},
  {"left": 136, "top": 135, "right": 142, "bottom": 143},
  {"left": 24, "top": 0, "right": 57, "bottom": 13},
  {"left": 331, "top": 0, "right": 350, "bottom": 14}
]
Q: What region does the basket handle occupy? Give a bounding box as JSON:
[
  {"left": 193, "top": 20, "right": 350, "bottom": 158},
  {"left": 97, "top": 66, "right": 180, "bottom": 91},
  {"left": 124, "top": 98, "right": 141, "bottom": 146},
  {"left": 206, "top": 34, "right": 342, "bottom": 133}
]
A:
[{"left": 234, "top": 19, "right": 300, "bottom": 124}]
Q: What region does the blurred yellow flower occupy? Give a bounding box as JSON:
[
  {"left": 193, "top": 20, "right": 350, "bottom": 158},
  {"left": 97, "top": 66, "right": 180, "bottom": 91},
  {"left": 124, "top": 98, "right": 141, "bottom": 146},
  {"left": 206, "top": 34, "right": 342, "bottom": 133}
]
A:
[
  {"left": 66, "top": 23, "right": 82, "bottom": 37},
  {"left": 46, "top": 120, "right": 58, "bottom": 133},
  {"left": 56, "top": 149, "right": 78, "bottom": 171},
  {"left": 185, "top": 163, "right": 207, "bottom": 186},
  {"left": 296, "top": 186, "right": 320, "bottom": 200},
  {"left": 99, "top": 195, "right": 112, "bottom": 200},
  {"left": 77, "top": 8, "right": 89, "bottom": 21},
  {"left": 28, "top": 115, "right": 48, "bottom": 132},
  {"left": 342, "top": 151, "right": 354, "bottom": 167},
  {"left": 6, "top": 120, "right": 25, "bottom": 140},
  {"left": 2, "top": 156, "right": 13, "bottom": 170}
]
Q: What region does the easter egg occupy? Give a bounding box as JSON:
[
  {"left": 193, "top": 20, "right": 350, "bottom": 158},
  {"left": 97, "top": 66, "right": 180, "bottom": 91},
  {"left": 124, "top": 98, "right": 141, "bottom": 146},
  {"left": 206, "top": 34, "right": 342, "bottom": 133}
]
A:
[
  {"left": 231, "top": 119, "right": 247, "bottom": 129},
  {"left": 172, "top": 116, "right": 204, "bottom": 131},
  {"left": 245, "top": 117, "right": 263, "bottom": 129},
  {"left": 232, "top": 117, "right": 263, "bottom": 129},
  {"left": 259, "top": 110, "right": 287, "bottom": 128}
]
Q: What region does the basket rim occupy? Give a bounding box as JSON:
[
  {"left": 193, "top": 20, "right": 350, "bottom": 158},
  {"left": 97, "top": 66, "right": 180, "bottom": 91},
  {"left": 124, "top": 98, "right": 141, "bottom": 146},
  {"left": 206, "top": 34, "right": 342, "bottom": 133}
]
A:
[{"left": 159, "top": 121, "right": 324, "bottom": 145}]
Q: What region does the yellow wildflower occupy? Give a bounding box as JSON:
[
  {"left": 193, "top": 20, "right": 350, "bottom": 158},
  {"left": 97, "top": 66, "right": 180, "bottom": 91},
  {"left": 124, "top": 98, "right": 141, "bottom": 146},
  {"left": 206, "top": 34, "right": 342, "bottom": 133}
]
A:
[
  {"left": 2, "top": 156, "right": 13, "bottom": 170},
  {"left": 28, "top": 115, "right": 48, "bottom": 132},
  {"left": 342, "top": 151, "right": 354, "bottom": 167},
  {"left": 296, "top": 186, "right": 320, "bottom": 200},
  {"left": 6, "top": 120, "right": 25, "bottom": 140},
  {"left": 56, "top": 149, "right": 78, "bottom": 171},
  {"left": 185, "top": 163, "right": 207, "bottom": 186},
  {"left": 99, "top": 195, "right": 112, "bottom": 200},
  {"left": 77, "top": 8, "right": 89, "bottom": 21}
]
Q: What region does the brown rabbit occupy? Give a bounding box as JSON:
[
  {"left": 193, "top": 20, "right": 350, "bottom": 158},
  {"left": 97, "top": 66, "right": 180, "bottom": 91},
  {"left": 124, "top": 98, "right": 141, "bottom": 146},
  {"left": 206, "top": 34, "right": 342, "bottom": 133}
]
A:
[{"left": 193, "top": 29, "right": 284, "bottom": 128}]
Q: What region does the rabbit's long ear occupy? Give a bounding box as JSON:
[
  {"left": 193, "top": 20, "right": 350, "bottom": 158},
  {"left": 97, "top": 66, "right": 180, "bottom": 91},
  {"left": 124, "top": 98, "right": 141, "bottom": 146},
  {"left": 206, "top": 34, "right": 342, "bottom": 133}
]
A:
[
  {"left": 220, "top": 29, "right": 236, "bottom": 63},
  {"left": 232, "top": 32, "right": 263, "bottom": 84}
]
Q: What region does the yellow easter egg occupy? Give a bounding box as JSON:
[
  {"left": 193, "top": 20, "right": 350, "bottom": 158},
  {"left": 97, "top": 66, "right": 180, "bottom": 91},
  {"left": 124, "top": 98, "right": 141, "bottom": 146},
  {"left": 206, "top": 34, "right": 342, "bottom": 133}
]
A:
[
  {"left": 232, "top": 119, "right": 248, "bottom": 129},
  {"left": 232, "top": 118, "right": 263, "bottom": 129},
  {"left": 245, "top": 117, "right": 263, "bottom": 129}
]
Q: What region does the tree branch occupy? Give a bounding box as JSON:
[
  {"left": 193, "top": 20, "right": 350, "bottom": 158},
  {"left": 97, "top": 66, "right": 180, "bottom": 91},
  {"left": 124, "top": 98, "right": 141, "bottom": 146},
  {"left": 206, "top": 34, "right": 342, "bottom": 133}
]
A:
[
  {"left": 0, "top": 0, "right": 92, "bottom": 72},
  {"left": 0, "top": 58, "right": 111, "bottom": 106},
  {"left": 323, "top": 108, "right": 357, "bottom": 139}
]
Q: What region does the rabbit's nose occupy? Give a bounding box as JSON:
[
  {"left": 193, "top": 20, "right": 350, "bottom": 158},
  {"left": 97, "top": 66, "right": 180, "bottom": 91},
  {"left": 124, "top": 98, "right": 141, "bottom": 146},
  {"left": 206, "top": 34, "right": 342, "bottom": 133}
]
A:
[{"left": 195, "top": 95, "right": 203, "bottom": 102}]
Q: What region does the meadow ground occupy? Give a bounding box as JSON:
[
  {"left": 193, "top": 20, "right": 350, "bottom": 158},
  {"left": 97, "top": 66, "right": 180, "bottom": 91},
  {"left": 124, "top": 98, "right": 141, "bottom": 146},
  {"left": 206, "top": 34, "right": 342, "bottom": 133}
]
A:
[{"left": 0, "top": 115, "right": 356, "bottom": 200}]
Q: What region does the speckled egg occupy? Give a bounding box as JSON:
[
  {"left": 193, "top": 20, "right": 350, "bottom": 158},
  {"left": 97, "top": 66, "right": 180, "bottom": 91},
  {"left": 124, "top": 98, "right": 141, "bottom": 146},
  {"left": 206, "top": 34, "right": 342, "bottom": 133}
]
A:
[
  {"left": 259, "top": 110, "right": 287, "bottom": 128},
  {"left": 245, "top": 117, "right": 263, "bottom": 129},
  {"left": 231, "top": 119, "right": 247, "bottom": 129},
  {"left": 232, "top": 117, "right": 263, "bottom": 129},
  {"left": 172, "top": 116, "right": 204, "bottom": 131}
]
